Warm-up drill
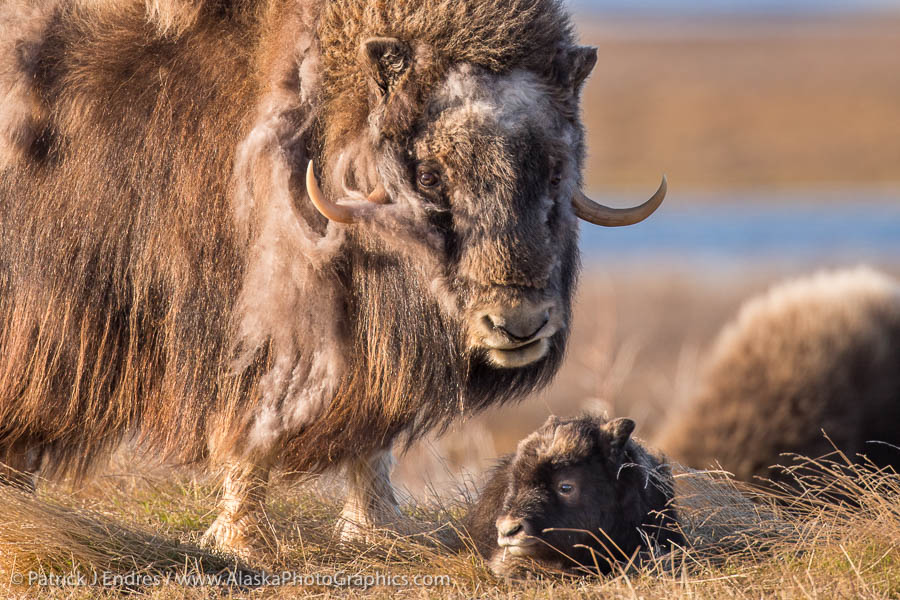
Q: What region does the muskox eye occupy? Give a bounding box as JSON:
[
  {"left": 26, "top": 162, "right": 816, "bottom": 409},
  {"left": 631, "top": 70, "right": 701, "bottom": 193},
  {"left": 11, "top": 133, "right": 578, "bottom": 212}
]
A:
[
  {"left": 557, "top": 482, "right": 575, "bottom": 495},
  {"left": 550, "top": 174, "right": 562, "bottom": 187},
  {"left": 417, "top": 170, "right": 440, "bottom": 188}
]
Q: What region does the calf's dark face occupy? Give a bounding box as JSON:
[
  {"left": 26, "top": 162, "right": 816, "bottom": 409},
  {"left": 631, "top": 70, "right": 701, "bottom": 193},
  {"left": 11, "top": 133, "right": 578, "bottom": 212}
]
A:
[
  {"left": 492, "top": 417, "right": 650, "bottom": 572},
  {"left": 496, "top": 460, "right": 621, "bottom": 566}
]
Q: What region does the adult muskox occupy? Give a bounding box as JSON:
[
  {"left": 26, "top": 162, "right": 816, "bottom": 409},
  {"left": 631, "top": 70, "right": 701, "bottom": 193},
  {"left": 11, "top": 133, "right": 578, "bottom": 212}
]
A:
[
  {"left": 0, "top": 0, "right": 665, "bottom": 553},
  {"left": 659, "top": 267, "right": 900, "bottom": 487}
]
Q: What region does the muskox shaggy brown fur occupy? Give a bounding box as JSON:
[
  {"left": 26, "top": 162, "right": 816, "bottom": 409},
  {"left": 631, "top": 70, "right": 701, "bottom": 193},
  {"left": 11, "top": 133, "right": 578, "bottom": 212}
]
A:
[
  {"left": 464, "top": 415, "right": 683, "bottom": 575},
  {"left": 659, "top": 267, "right": 900, "bottom": 485},
  {"left": 0, "top": 0, "right": 665, "bottom": 554}
]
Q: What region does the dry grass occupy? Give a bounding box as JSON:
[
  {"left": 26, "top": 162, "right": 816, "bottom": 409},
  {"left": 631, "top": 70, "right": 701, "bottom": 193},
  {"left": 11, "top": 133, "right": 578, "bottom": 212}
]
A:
[{"left": 0, "top": 451, "right": 897, "bottom": 599}]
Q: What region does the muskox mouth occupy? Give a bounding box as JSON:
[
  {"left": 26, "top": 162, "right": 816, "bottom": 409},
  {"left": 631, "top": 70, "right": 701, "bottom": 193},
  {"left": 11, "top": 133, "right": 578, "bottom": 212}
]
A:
[
  {"left": 504, "top": 542, "right": 539, "bottom": 557},
  {"left": 497, "top": 536, "right": 541, "bottom": 557},
  {"left": 485, "top": 338, "right": 550, "bottom": 368},
  {"left": 471, "top": 299, "right": 561, "bottom": 368}
]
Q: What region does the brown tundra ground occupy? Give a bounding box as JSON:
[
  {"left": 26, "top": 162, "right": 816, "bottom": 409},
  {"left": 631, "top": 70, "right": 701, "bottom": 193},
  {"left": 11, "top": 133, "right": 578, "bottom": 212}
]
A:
[
  {"left": 577, "top": 16, "right": 900, "bottom": 192},
  {"left": 1, "top": 15, "right": 900, "bottom": 600}
]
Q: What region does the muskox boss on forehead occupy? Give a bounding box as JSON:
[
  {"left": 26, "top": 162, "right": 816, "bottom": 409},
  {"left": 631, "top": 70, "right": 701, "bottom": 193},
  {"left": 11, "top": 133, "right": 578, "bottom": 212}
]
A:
[{"left": 0, "top": 0, "right": 664, "bottom": 554}]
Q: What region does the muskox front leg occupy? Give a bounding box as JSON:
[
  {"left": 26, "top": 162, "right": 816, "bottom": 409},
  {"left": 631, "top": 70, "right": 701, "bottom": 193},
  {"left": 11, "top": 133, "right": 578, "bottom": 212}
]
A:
[
  {"left": 337, "top": 450, "right": 403, "bottom": 541},
  {"left": 202, "top": 460, "right": 274, "bottom": 558}
]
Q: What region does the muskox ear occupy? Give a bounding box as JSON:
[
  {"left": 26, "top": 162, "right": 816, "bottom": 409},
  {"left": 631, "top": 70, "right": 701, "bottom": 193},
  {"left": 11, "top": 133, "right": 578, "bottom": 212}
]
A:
[
  {"left": 605, "top": 417, "right": 636, "bottom": 460},
  {"left": 543, "top": 414, "right": 562, "bottom": 428},
  {"left": 360, "top": 37, "right": 412, "bottom": 97},
  {"left": 556, "top": 46, "right": 598, "bottom": 94}
]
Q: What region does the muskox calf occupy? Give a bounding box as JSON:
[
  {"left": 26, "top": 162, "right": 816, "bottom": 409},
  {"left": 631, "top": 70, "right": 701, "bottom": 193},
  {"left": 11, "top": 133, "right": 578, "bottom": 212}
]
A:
[
  {"left": 659, "top": 267, "right": 900, "bottom": 486},
  {"left": 465, "top": 415, "right": 683, "bottom": 575}
]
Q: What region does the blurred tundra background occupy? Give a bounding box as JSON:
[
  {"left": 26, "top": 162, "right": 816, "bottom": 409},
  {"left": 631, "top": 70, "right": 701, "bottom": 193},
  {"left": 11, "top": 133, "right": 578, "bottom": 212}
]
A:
[{"left": 394, "top": 0, "right": 900, "bottom": 496}]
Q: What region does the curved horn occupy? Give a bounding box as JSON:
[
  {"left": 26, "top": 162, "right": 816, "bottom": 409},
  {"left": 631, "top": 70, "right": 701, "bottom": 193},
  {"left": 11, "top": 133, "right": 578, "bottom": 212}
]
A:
[
  {"left": 573, "top": 175, "right": 667, "bottom": 227},
  {"left": 366, "top": 183, "right": 389, "bottom": 204},
  {"left": 306, "top": 161, "right": 356, "bottom": 224},
  {"left": 306, "top": 162, "right": 391, "bottom": 223}
]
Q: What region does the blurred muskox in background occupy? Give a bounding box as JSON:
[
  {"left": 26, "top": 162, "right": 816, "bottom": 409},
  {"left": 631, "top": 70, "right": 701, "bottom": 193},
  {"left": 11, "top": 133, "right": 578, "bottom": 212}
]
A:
[{"left": 658, "top": 267, "right": 900, "bottom": 486}]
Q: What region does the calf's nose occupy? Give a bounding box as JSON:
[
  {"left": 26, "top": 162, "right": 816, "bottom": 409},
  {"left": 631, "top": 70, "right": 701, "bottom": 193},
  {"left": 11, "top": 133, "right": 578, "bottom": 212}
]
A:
[{"left": 496, "top": 515, "right": 527, "bottom": 539}]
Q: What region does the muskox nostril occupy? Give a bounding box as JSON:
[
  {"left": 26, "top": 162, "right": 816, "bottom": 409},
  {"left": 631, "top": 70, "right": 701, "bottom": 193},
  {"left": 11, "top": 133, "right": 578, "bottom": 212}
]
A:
[
  {"left": 497, "top": 517, "right": 525, "bottom": 538},
  {"left": 484, "top": 311, "right": 549, "bottom": 343},
  {"left": 500, "top": 314, "right": 549, "bottom": 342}
]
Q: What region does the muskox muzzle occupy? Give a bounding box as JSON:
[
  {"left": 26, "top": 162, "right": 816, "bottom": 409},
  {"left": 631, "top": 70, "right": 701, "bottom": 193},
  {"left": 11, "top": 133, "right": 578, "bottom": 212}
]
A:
[
  {"left": 473, "top": 300, "right": 559, "bottom": 368},
  {"left": 495, "top": 514, "right": 539, "bottom": 556}
]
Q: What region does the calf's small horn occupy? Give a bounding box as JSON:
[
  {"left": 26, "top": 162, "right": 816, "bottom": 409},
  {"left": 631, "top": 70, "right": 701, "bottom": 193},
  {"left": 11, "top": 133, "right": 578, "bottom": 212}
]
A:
[
  {"left": 305, "top": 161, "right": 390, "bottom": 223},
  {"left": 574, "top": 175, "right": 666, "bottom": 227}
]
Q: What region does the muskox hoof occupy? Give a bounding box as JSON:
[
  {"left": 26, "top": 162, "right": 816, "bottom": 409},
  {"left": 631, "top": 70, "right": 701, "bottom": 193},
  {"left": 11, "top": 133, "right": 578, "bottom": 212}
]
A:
[
  {"left": 335, "top": 502, "right": 407, "bottom": 544},
  {"left": 335, "top": 516, "right": 372, "bottom": 543},
  {"left": 201, "top": 512, "right": 276, "bottom": 560},
  {"left": 0, "top": 443, "right": 44, "bottom": 492}
]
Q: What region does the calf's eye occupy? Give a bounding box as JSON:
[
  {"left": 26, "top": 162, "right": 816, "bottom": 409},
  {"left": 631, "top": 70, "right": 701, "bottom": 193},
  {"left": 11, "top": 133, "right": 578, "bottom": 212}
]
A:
[
  {"left": 557, "top": 482, "right": 575, "bottom": 495},
  {"left": 550, "top": 173, "right": 562, "bottom": 187}
]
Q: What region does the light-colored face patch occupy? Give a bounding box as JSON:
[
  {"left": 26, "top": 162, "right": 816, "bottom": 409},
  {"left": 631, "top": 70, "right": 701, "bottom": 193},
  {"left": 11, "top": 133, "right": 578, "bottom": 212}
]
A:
[
  {"left": 417, "top": 65, "right": 576, "bottom": 183},
  {"left": 421, "top": 67, "right": 570, "bottom": 224},
  {"left": 434, "top": 65, "right": 555, "bottom": 132}
]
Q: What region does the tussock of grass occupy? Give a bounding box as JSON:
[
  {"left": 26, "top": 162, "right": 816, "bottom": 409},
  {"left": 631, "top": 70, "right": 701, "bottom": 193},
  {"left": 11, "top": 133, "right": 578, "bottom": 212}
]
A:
[
  {"left": 672, "top": 467, "right": 793, "bottom": 558},
  {"left": 0, "top": 454, "right": 898, "bottom": 599},
  {"left": 0, "top": 477, "right": 246, "bottom": 594}
]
